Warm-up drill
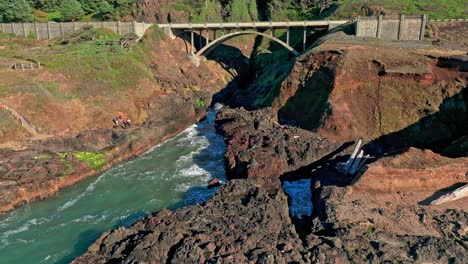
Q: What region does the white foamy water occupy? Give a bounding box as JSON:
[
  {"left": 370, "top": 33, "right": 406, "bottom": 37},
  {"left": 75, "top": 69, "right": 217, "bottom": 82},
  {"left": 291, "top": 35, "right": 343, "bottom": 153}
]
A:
[{"left": 0, "top": 109, "right": 227, "bottom": 264}]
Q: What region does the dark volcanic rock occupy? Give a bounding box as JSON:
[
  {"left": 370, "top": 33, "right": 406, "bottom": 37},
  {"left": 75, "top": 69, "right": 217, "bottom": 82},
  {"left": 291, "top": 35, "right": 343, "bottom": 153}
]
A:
[
  {"left": 215, "top": 107, "right": 339, "bottom": 182},
  {"left": 74, "top": 176, "right": 468, "bottom": 264},
  {"left": 73, "top": 177, "right": 306, "bottom": 264}
]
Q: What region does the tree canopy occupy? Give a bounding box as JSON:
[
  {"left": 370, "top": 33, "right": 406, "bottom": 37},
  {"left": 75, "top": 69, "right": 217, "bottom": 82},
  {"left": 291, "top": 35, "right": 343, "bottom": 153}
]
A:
[{"left": 60, "top": 0, "right": 85, "bottom": 21}]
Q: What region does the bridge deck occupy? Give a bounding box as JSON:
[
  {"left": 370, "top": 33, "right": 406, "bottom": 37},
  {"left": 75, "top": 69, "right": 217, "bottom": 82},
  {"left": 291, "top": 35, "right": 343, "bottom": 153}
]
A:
[{"left": 158, "top": 20, "right": 350, "bottom": 30}]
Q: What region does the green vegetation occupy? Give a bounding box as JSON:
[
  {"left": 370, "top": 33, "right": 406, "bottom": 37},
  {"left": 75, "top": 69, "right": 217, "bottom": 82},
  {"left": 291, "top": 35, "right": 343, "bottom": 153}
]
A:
[
  {"left": 58, "top": 152, "right": 74, "bottom": 176},
  {"left": 60, "top": 0, "right": 85, "bottom": 22},
  {"left": 74, "top": 151, "right": 107, "bottom": 170},
  {"left": 334, "top": 0, "right": 468, "bottom": 19},
  {"left": 366, "top": 226, "right": 376, "bottom": 233},
  {"left": 0, "top": 84, "right": 7, "bottom": 97},
  {"left": 195, "top": 97, "right": 206, "bottom": 108},
  {"left": 0, "top": 0, "right": 136, "bottom": 22},
  {"left": 0, "top": 0, "right": 465, "bottom": 23}
]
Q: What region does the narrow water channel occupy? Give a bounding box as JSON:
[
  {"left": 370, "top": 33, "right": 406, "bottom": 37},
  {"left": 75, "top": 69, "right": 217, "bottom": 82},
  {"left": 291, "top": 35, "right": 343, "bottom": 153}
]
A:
[
  {"left": 0, "top": 111, "right": 226, "bottom": 264},
  {"left": 0, "top": 108, "right": 313, "bottom": 263}
]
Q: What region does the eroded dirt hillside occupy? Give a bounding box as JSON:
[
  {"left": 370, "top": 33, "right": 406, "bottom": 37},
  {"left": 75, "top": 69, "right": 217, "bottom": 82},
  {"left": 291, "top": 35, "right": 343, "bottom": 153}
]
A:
[
  {"left": 274, "top": 33, "right": 467, "bottom": 155},
  {"left": 0, "top": 28, "right": 231, "bottom": 215}
]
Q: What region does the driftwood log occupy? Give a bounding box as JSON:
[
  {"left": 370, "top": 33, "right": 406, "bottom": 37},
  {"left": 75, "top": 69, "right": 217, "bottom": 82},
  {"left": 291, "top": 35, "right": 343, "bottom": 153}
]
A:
[{"left": 431, "top": 183, "right": 468, "bottom": 205}]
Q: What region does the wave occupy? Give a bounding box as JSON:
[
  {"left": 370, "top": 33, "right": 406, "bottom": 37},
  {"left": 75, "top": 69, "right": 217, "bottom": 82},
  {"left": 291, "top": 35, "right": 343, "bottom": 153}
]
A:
[{"left": 57, "top": 173, "right": 106, "bottom": 212}]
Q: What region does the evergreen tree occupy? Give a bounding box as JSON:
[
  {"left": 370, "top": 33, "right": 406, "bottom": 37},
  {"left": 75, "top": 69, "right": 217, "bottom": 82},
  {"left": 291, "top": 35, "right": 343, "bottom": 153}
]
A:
[
  {"left": 97, "top": 0, "right": 114, "bottom": 19},
  {"left": 37, "top": 0, "right": 62, "bottom": 12},
  {"left": 60, "top": 0, "right": 85, "bottom": 21},
  {"left": 79, "top": 0, "right": 101, "bottom": 14},
  {"left": 0, "top": 0, "right": 34, "bottom": 22}
]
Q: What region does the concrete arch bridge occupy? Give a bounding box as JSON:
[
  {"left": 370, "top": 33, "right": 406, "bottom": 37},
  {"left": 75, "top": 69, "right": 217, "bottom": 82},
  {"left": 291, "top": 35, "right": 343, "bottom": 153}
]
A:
[{"left": 158, "top": 20, "right": 348, "bottom": 58}]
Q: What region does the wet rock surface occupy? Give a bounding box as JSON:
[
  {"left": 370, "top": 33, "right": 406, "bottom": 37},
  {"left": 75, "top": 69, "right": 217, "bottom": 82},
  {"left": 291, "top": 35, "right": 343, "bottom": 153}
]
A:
[
  {"left": 74, "top": 177, "right": 306, "bottom": 264},
  {"left": 215, "top": 107, "right": 340, "bottom": 182}
]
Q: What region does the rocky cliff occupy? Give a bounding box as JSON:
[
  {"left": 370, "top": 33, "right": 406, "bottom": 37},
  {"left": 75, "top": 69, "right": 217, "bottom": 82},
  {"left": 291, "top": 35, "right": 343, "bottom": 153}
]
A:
[{"left": 75, "top": 31, "right": 467, "bottom": 263}]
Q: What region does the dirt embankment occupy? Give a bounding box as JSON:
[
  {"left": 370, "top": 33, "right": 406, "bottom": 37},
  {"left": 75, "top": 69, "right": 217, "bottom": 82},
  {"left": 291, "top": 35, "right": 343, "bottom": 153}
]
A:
[{"left": 0, "top": 29, "right": 230, "bottom": 216}]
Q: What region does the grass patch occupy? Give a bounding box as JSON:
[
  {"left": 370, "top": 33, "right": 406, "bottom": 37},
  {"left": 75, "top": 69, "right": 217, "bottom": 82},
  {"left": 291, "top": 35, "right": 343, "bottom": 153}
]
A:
[
  {"left": 58, "top": 152, "right": 74, "bottom": 177},
  {"left": 73, "top": 151, "right": 107, "bottom": 170},
  {"left": 366, "top": 226, "right": 376, "bottom": 234},
  {"left": 195, "top": 97, "right": 206, "bottom": 108},
  {"left": 0, "top": 84, "right": 7, "bottom": 98}
]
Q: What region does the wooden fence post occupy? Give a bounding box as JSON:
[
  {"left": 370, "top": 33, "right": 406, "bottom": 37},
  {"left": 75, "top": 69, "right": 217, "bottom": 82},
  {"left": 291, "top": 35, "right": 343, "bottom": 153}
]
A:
[
  {"left": 419, "top": 14, "right": 427, "bottom": 40},
  {"left": 47, "top": 22, "right": 51, "bottom": 39},
  {"left": 117, "top": 21, "right": 121, "bottom": 35},
  {"left": 376, "top": 15, "right": 383, "bottom": 38},
  {"left": 59, "top": 22, "right": 64, "bottom": 38},
  {"left": 132, "top": 21, "right": 136, "bottom": 34},
  {"left": 34, "top": 23, "right": 39, "bottom": 39},
  {"left": 11, "top": 23, "right": 15, "bottom": 34},
  {"left": 22, "top": 23, "right": 27, "bottom": 37},
  {"left": 1, "top": 23, "right": 4, "bottom": 33},
  {"left": 398, "top": 14, "right": 405, "bottom": 40}
]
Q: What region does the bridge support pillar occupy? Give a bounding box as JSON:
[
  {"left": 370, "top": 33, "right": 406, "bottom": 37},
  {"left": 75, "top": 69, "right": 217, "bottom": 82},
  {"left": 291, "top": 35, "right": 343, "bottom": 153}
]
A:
[
  {"left": 303, "top": 27, "right": 307, "bottom": 52},
  {"left": 188, "top": 53, "right": 200, "bottom": 67},
  {"left": 162, "top": 26, "right": 176, "bottom": 40},
  {"left": 190, "top": 30, "right": 196, "bottom": 54},
  {"left": 199, "top": 30, "right": 203, "bottom": 49}
]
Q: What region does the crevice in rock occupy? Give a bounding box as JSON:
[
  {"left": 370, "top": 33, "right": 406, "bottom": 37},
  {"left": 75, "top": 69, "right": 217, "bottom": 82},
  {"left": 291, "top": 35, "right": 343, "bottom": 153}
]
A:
[{"left": 166, "top": 234, "right": 189, "bottom": 264}]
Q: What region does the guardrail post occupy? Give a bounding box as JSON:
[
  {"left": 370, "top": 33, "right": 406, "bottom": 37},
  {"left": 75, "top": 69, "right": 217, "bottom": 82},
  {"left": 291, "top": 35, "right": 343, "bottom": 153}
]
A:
[{"left": 286, "top": 21, "right": 290, "bottom": 46}]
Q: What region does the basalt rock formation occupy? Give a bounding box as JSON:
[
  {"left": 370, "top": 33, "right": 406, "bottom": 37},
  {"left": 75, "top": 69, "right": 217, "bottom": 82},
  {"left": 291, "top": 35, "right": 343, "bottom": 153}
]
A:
[
  {"left": 215, "top": 107, "right": 339, "bottom": 183},
  {"left": 75, "top": 169, "right": 468, "bottom": 263},
  {"left": 74, "top": 177, "right": 306, "bottom": 263}
]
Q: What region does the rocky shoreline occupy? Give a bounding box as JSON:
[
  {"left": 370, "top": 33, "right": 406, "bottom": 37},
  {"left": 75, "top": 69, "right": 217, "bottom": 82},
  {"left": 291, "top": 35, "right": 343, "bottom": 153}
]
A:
[{"left": 74, "top": 33, "right": 467, "bottom": 263}]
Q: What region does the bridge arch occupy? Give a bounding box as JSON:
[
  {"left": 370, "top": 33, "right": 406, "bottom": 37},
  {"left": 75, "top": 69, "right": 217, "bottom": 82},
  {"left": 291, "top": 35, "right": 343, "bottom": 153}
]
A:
[{"left": 196, "top": 31, "right": 299, "bottom": 57}]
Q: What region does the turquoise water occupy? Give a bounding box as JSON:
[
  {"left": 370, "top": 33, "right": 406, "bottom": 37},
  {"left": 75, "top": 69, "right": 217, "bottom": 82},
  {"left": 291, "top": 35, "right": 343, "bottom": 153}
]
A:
[
  {"left": 0, "top": 111, "right": 227, "bottom": 264},
  {"left": 0, "top": 109, "right": 312, "bottom": 264}
]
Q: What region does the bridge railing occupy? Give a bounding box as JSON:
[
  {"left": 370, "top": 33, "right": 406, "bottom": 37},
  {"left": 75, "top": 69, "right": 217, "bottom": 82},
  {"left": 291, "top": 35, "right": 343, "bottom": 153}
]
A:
[{"left": 158, "top": 20, "right": 350, "bottom": 30}]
